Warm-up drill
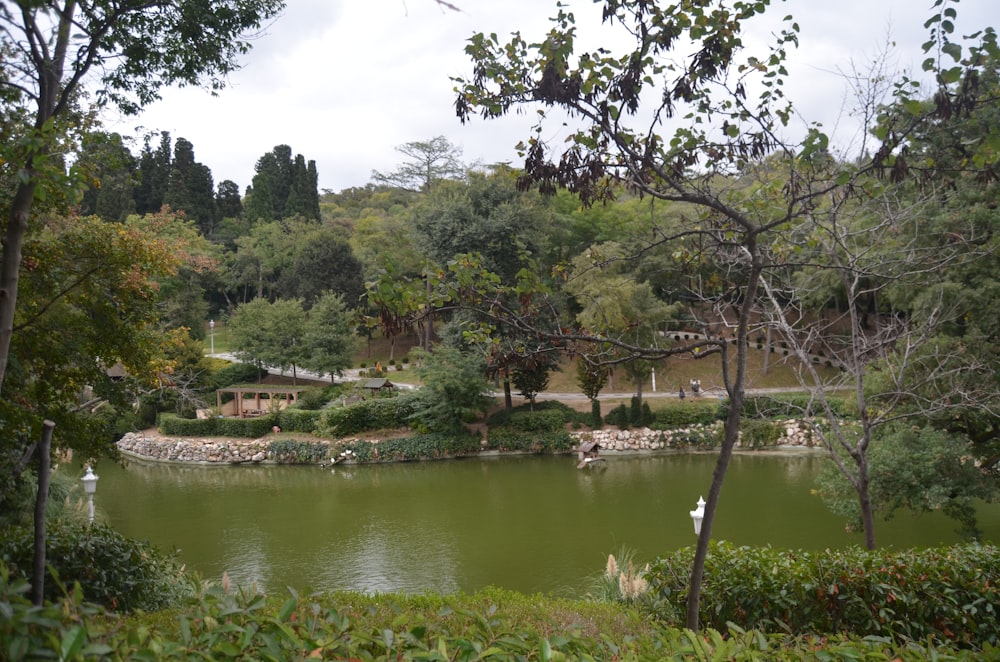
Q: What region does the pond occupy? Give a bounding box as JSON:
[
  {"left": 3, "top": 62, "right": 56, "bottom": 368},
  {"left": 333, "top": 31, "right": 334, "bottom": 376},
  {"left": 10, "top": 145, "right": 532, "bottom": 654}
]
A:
[{"left": 87, "top": 452, "right": 1000, "bottom": 597}]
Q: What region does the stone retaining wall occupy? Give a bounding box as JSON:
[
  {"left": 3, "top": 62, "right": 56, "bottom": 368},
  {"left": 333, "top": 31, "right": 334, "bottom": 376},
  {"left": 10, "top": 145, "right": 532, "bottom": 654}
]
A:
[
  {"left": 118, "top": 419, "right": 819, "bottom": 464},
  {"left": 571, "top": 419, "right": 818, "bottom": 451},
  {"left": 118, "top": 431, "right": 270, "bottom": 464}
]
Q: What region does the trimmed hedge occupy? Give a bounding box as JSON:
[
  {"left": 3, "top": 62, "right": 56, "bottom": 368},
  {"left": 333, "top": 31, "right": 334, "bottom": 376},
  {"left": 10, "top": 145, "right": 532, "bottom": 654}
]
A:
[
  {"left": 486, "top": 401, "right": 589, "bottom": 429},
  {"left": 650, "top": 400, "right": 725, "bottom": 428},
  {"left": 340, "top": 433, "right": 481, "bottom": 462},
  {"left": 646, "top": 541, "right": 1000, "bottom": 646},
  {"left": 157, "top": 413, "right": 217, "bottom": 436},
  {"left": 276, "top": 408, "right": 322, "bottom": 433}
]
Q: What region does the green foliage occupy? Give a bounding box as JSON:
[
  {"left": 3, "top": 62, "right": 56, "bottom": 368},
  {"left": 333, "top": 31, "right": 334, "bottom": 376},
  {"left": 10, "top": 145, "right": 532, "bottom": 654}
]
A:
[
  {"left": 408, "top": 346, "right": 494, "bottom": 435},
  {"left": 485, "top": 429, "right": 576, "bottom": 453},
  {"left": 3, "top": 558, "right": 996, "bottom": 660},
  {"left": 0, "top": 522, "right": 189, "bottom": 613},
  {"left": 157, "top": 413, "right": 218, "bottom": 437},
  {"left": 215, "top": 415, "right": 278, "bottom": 439},
  {"left": 650, "top": 400, "right": 725, "bottom": 428},
  {"left": 606, "top": 403, "right": 631, "bottom": 430},
  {"left": 816, "top": 425, "right": 999, "bottom": 538},
  {"left": 275, "top": 408, "right": 321, "bottom": 433},
  {"left": 209, "top": 361, "right": 266, "bottom": 389},
  {"left": 340, "top": 433, "right": 481, "bottom": 462},
  {"left": 590, "top": 399, "right": 602, "bottom": 428},
  {"left": 738, "top": 419, "right": 783, "bottom": 449},
  {"left": 487, "top": 400, "right": 586, "bottom": 429},
  {"left": 320, "top": 393, "right": 419, "bottom": 437},
  {"left": 646, "top": 542, "right": 1000, "bottom": 646},
  {"left": 268, "top": 439, "right": 329, "bottom": 464}
]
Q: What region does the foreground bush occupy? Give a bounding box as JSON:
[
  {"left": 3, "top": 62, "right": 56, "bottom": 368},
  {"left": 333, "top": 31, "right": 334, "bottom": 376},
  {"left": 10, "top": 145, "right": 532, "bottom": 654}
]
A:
[
  {"left": 646, "top": 541, "right": 1000, "bottom": 646},
  {"left": 3, "top": 567, "right": 996, "bottom": 661},
  {"left": 0, "top": 522, "right": 189, "bottom": 613}
]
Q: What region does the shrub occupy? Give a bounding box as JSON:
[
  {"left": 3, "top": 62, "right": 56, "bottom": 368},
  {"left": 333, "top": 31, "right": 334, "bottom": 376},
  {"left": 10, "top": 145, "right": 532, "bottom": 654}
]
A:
[
  {"left": 269, "top": 439, "right": 330, "bottom": 464},
  {"left": 276, "top": 408, "right": 322, "bottom": 433},
  {"left": 0, "top": 522, "right": 189, "bottom": 612},
  {"left": 645, "top": 542, "right": 1000, "bottom": 646},
  {"left": 485, "top": 429, "right": 576, "bottom": 453},
  {"left": 215, "top": 415, "right": 277, "bottom": 438},
  {"left": 650, "top": 400, "right": 725, "bottom": 428},
  {"left": 294, "top": 388, "right": 330, "bottom": 411},
  {"left": 738, "top": 419, "right": 782, "bottom": 449},
  {"left": 339, "top": 433, "right": 481, "bottom": 462},
  {"left": 605, "top": 404, "right": 630, "bottom": 429},
  {"left": 157, "top": 413, "right": 217, "bottom": 436},
  {"left": 321, "top": 394, "right": 418, "bottom": 437}
]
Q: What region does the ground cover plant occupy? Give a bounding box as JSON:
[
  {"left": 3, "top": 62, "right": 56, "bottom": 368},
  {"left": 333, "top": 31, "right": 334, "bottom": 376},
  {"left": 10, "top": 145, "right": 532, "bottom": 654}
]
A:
[{"left": 3, "top": 558, "right": 998, "bottom": 661}]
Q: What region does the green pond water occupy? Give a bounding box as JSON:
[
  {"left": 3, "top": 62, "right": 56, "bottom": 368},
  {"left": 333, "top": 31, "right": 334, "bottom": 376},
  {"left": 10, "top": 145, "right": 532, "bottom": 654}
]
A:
[{"left": 86, "top": 453, "right": 1000, "bottom": 597}]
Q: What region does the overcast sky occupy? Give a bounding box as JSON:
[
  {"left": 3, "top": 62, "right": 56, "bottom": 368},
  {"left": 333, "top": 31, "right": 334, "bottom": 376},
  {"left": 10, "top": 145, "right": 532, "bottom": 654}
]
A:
[{"left": 107, "top": 0, "right": 993, "bottom": 194}]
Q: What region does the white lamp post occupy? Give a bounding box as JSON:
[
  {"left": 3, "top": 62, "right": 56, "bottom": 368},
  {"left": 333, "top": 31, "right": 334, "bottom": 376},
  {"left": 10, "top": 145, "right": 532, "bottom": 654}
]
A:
[
  {"left": 209, "top": 319, "right": 215, "bottom": 355},
  {"left": 689, "top": 496, "right": 705, "bottom": 535},
  {"left": 81, "top": 466, "right": 99, "bottom": 523}
]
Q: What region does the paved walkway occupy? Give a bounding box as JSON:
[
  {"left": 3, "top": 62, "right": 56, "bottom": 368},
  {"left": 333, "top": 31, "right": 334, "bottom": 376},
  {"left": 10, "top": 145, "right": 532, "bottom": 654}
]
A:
[{"left": 208, "top": 353, "right": 841, "bottom": 401}]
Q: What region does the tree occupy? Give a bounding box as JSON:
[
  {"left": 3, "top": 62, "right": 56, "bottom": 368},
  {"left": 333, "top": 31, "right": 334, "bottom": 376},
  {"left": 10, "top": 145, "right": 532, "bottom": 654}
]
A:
[
  {"left": 0, "top": 0, "right": 286, "bottom": 397},
  {"left": 0, "top": 214, "right": 182, "bottom": 502},
  {"left": 408, "top": 345, "right": 493, "bottom": 435},
  {"left": 511, "top": 355, "right": 557, "bottom": 409},
  {"left": 277, "top": 225, "right": 365, "bottom": 308},
  {"left": 452, "top": 0, "right": 997, "bottom": 629},
  {"left": 563, "top": 242, "right": 678, "bottom": 411},
  {"left": 163, "top": 137, "right": 216, "bottom": 235},
  {"left": 301, "top": 292, "right": 358, "bottom": 381},
  {"left": 576, "top": 355, "right": 610, "bottom": 427},
  {"left": 412, "top": 168, "right": 548, "bottom": 284},
  {"left": 76, "top": 131, "right": 136, "bottom": 222},
  {"left": 134, "top": 132, "right": 173, "bottom": 215},
  {"left": 243, "top": 145, "right": 320, "bottom": 222},
  {"left": 372, "top": 135, "right": 466, "bottom": 191}
]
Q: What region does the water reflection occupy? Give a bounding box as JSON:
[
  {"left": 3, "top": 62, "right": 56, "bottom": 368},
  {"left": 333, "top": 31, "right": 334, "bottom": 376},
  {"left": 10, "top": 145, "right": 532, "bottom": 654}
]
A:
[{"left": 88, "top": 453, "right": 999, "bottom": 597}]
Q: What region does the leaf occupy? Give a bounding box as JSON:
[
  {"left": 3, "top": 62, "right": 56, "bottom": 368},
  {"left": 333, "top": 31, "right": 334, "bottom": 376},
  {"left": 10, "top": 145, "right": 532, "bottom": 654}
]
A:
[{"left": 61, "top": 624, "right": 87, "bottom": 660}]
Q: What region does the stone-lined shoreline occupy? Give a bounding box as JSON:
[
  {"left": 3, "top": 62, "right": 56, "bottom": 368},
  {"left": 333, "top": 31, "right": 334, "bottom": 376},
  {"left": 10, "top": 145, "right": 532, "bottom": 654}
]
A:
[{"left": 117, "top": 420, "right": 820, "bottom": 465}]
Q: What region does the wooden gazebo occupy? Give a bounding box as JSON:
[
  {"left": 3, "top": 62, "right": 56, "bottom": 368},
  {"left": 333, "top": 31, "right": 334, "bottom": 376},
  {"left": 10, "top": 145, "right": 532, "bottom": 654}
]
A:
[{"left": 216, "top": 386, "right": 308, "bottom": 418}]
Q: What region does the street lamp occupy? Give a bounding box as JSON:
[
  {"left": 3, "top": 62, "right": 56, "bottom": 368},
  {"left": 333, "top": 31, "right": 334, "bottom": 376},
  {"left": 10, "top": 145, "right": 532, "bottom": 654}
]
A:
[
  {"left": 689, "top": 496, "right": 705, "bottom": 535},
  {"left": 209, "top": 319, "right": 215, "bottom": 355},
  {"left": 81, "top": 466, "right": 98, "bottom": 523}
]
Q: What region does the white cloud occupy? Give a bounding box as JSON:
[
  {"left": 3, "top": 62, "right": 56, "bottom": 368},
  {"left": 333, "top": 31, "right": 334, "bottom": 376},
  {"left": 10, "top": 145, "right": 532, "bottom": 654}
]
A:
[{"left": 110, "top": 0, "right": 994, "bottom": 193}]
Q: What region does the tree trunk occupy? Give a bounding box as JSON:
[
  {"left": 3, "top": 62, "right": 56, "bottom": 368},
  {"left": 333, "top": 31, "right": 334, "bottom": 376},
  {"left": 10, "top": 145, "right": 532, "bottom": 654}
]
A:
[
  {"left": 0, "top": 181, "right": 36, "bottom": 394},
  {"left": 31, "top": 421, "right": 56, "bottom": 606},
  {"left": 762, "top": 324, "right": 772, "bottom": 375},
  {"left": 686, "top": 260, "right": 760, "bottom": 631},
  {"left": 503, "top": 372, "right": 513, "bottom": 410}
]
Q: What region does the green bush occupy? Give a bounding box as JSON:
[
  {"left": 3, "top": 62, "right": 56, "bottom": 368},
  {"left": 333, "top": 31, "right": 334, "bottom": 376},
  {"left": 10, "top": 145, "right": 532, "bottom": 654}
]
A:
[
  {"left": 485, "top": 429, "right": 576, "bottom": 453},
  {"left": 650, "top": 400, "right": 725, "bottom": 428},
  {"left": 486, "top": 401, "right": 588, "bottom": 428},
  {"left": 0, "top": 522, "right": 189, "bottom": 613},
  {"left": 340, "top": 433, "right": 481, "bottom": 462},
  {"left": 216, "top": 415, "right": 277, "bottom": 438},
  {"left": 294, "top": 388, "right": 331, "bottom": 410},
  {"left": 321, "top": 394, "right": 418, "bottom": 437},
  {"left": 157, "top": 413, "right": 217, "bottom": 436},
  {"left": 269, "top": 439, "right": 330, "bottom": 464},
  {"left": 2, "top": 559, "right": 995, "bottom": 660},
  {"left": 605, "top": 404, "right": 630, "bottom": 429},
  {"left": 646, "top": 541, "right": 1000, "bottom": 646},
  {"left": 738, "top": 419, "right": 782, "bottom": 449},
  {"left": 276, "top": 408, "right": 322, "bottom": 433}
]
